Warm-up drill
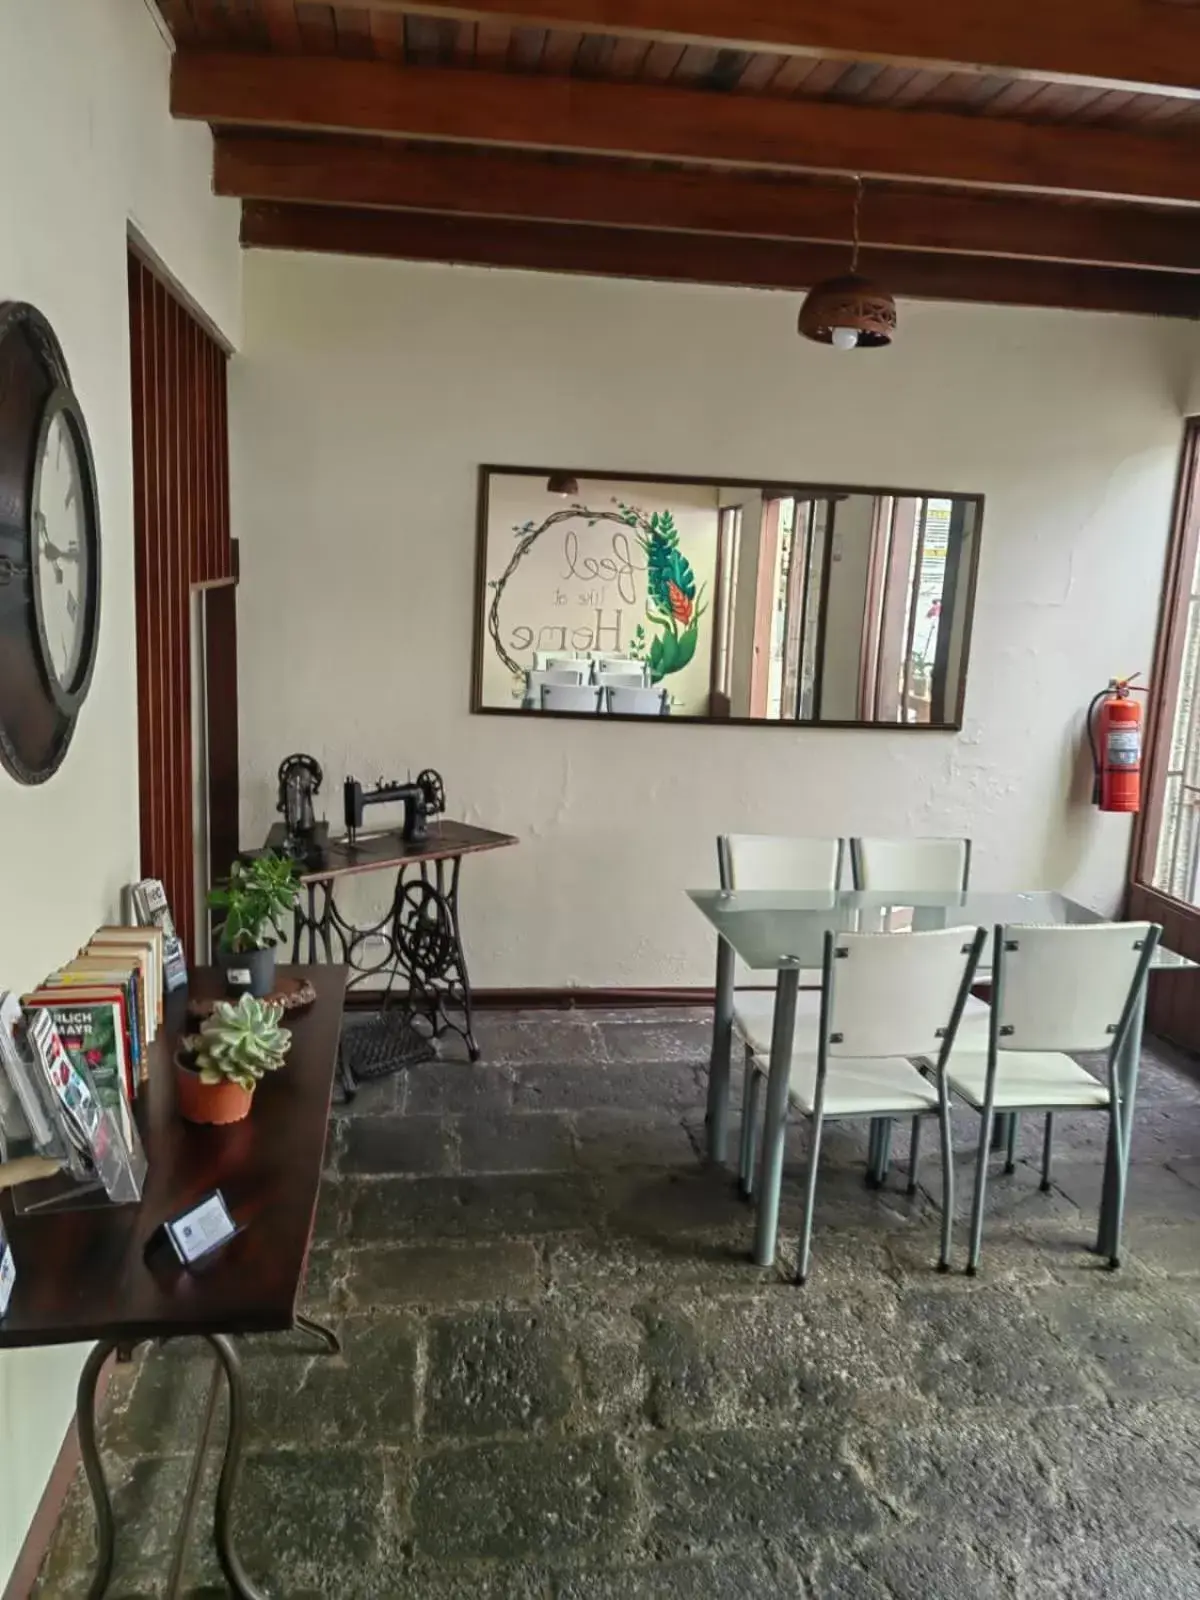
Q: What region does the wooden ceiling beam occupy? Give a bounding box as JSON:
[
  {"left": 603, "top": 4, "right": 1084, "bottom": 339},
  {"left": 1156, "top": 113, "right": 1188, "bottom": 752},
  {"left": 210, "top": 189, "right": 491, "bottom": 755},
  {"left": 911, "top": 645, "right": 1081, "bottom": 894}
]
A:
[
  {"left": 173, "top": 53, "right": 1200, "bottom": 205},
  {"left": 239, "top": 201, "right": 1200, "bottom": 318},
  {"left": 346, "top": 0, "right": 1200, "bottom": 97},
  {"left": 214, "top": 133, "right": 1200, "bottom": 273}
]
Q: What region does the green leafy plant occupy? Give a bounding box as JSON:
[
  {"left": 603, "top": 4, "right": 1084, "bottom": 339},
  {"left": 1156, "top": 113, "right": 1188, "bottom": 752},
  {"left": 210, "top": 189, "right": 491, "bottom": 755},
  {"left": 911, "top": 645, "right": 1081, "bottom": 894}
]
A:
[
  {"left": 207, "top": 853, "right": 300, "bottom": 954},
  {"left": 617, "top": 501, "right": 707, "bottom": 685},
  {"left": 184, "top": 994, "right": 291, "bottom": 1093}
]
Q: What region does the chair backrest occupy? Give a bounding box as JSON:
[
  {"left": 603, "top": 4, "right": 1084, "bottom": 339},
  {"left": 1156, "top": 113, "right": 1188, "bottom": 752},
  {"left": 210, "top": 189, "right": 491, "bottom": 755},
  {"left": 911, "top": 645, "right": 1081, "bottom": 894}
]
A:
[
  {"left": 597, "top": 665, "right": 648, "bottom": 686},
  {"left": 991, "top": 921, "right": 1159, "bottom": 1054},
  {"left": 607, "top": 685, "right": 667, "bottom": 716},
  {"left": 534, "top": 649, "right": 581, "bottom": 670},
  {"left": 542, "top": 666, "right": 587, "bottom": 686},
  {"left": 718, "top": 834, "right": 842, "bottom": 892},
  {"left": 821, "top": 925, "right": 985, "bottom": 1060},
  {"left": 850, "top": 837, "right": 971, "bottom": 893},
  {"left": 542, "top": 684, "right": 603, "bottom": 714}
]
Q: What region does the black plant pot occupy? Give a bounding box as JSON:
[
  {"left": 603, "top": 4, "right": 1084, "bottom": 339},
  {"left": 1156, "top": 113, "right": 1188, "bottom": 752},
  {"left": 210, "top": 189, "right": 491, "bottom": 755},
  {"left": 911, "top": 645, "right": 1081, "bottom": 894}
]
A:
[{"left": 217, "top": 944, "right": 276, "bottom": 999}]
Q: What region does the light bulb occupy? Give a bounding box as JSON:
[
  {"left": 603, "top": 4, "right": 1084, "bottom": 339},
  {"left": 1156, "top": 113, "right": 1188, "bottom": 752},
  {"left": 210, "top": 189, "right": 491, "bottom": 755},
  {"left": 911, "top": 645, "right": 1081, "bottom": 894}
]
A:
[{"left": 830, "top": 326, "right": 859, "bottom": 351}]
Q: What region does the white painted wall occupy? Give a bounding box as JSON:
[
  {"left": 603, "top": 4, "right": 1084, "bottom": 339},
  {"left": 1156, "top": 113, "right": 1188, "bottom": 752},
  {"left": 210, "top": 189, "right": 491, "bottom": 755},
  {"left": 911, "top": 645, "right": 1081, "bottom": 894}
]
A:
[
  {"left": 0, "top": 0, "right": 240, "bottom": 1581},
  {"left": 233, "top": 253, "right": 1185, "bottom": 991}
]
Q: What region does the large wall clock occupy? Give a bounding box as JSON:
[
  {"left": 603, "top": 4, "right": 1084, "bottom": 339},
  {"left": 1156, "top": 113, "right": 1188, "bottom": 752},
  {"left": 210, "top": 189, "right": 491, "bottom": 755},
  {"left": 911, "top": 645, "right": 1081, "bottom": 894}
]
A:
[{"left": 0, "top": 302, "right": 101, "bottom": 783}]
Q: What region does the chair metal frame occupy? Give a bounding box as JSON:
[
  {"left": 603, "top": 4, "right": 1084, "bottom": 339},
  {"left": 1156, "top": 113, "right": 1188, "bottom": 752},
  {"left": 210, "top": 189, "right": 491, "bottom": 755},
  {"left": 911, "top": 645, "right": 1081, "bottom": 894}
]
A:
[
  {"left": 715, "top": 835, "right": 844, "bottom": 1201},
  {"left": 960, "top": 921, "right": 1159, "bottom": 1274},
  {"left": 793, "top": 924, "right": 986, "bottom": 1283}
]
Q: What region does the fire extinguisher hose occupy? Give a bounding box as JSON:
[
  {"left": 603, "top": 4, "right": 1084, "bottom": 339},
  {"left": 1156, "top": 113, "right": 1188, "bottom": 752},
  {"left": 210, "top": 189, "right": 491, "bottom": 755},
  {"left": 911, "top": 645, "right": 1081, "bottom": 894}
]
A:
[{"left": 1086, "top": 688, "right": 1108, "bottom": 805}]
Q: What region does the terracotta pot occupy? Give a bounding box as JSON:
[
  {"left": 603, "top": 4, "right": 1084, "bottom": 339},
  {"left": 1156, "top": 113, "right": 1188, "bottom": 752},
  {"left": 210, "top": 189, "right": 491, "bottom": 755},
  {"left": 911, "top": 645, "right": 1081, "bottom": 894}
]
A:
[{"left": 175, "top": 1053, "right": 254, "bottom": 1126}]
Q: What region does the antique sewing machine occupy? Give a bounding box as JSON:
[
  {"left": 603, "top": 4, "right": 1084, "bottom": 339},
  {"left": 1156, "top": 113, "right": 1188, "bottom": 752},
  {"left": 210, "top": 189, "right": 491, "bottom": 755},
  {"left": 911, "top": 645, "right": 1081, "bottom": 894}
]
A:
[
  {"left": 276, "top": 753, "right": 328, "bottom": 865},
  {"left": 343, "top": 768, "right": 446, "bottom": 847}
]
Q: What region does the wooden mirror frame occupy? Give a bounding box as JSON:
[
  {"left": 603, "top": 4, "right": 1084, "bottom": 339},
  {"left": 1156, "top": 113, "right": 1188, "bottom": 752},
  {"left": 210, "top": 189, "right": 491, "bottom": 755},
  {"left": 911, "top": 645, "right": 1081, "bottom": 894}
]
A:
[{"left": 470, "top": 464, "right": 984, "bottom": 731}]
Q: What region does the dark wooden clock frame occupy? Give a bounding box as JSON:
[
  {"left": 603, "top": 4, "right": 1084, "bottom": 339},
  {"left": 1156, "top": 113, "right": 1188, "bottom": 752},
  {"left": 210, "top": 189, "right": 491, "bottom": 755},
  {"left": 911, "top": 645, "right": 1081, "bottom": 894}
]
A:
[{"left": 0, "top": 301, "right": 102, "bottom": 784}]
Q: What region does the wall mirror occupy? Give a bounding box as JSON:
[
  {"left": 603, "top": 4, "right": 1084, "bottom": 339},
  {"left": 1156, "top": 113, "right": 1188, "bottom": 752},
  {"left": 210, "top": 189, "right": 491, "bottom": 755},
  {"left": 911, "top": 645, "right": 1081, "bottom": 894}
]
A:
[{"left": 472, "top": 467, "right": 983, "bottom": 728}]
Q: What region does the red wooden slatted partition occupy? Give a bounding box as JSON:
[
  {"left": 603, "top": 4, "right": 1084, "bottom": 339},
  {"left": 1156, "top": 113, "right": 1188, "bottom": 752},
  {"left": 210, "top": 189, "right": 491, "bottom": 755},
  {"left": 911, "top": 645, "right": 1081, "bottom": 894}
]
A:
[{"left": 128, "top": 250, "right": 234, "bottom": 961}]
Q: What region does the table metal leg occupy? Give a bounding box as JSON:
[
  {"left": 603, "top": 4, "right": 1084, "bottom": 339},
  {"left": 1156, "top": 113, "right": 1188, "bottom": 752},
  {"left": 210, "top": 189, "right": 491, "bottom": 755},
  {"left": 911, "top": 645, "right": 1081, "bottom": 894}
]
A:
[
  {"left": 706, "top": 937, "right": 735, "bottom": 1165},
  {"left": 752, "top": 965, "right": 800, "bottom": 1269},
  {"left": 1097, "top": 982, "right": 1146, "bottom": 1263},
  {"left": 293, "top": 1312, "right": 341, "bottom": 1356},
  {"left": 78, "top": 1340, "right": 119, "bottom": 1600},
  {"left": 307, "top": 884, "right": 318, "bottom": 964},
  {"left": 206, "top": 1334, "right": 269, "bottom": 1600}
]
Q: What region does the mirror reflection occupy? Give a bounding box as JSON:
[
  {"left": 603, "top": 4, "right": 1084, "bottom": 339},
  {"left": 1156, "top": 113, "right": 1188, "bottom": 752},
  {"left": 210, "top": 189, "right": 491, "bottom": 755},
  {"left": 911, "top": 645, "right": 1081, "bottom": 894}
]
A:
[{"left": 473, "top": 469, "right": 982, "bottom": 727}]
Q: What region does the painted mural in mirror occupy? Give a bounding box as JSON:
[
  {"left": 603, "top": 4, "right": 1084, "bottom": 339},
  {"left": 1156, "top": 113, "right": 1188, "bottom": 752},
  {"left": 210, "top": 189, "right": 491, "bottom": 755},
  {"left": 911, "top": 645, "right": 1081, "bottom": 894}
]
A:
[{"left": 472, "top": 468, "right": 982, "bottom": 728}]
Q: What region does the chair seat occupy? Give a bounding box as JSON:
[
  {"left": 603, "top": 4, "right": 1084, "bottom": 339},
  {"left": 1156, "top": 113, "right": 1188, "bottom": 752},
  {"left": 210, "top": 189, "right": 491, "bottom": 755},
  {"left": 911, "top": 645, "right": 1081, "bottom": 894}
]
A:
[
  {"left": 947, "top": 1050, "right": 1110, "bottom": 1111},
  {"left": 962, "top": 994, "right": 991, "bottom": 1019},
  {"left": 785, "top": 1053, "right": 940, "bottom": 1118},
  {"left": 733, "top": 987, "right": 822, "bottom": 1056}
]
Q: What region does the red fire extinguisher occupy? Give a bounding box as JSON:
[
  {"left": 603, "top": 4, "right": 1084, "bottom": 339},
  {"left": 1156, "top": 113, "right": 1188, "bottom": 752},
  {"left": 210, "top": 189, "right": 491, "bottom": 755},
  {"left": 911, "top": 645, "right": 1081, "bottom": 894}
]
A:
[{"left": 1087, "top": 675, "right": 1145, "bottom": 813}]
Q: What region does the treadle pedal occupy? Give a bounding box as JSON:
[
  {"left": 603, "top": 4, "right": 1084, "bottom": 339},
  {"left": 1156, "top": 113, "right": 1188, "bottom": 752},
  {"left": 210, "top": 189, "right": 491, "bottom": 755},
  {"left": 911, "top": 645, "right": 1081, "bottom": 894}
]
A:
[{"left": 340, "top": 1012, "right": 436, "bottom": 1081}]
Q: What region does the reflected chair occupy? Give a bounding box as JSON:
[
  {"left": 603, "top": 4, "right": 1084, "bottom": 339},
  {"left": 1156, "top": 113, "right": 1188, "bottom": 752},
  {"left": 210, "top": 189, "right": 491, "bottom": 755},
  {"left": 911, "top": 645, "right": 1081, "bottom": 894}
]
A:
[
  {"left": 595, "top": 667, "right": 649, "bottom": 690},
  {"left": 541, "top": 684, "right": 603, "bottom": 713},
  {"left": 524, "top": 666, "right": 588, "bottom": 706},
  {"left": 717, "top": 834, "right": 843, "bottom": 1196},
  {"left": 945, "top": 920, "right": 1159, "bottom": 1273},
  {"left": 606, "top": 685, "right": 667, "bottom": 716},
  {"left": 766, "top": 925, "right": 985, "bottom": 1283},
  {"left": 534, "top": 649, "right": 582, "bottom": 670}
]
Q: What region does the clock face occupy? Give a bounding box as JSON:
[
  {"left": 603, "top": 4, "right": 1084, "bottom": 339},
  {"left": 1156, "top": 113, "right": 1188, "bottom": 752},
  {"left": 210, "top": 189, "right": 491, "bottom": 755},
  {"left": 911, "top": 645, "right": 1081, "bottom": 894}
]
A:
[
  {"left": 32, "top": 405, "right": 90, "bottom": 694},
  {"left": 0, "top": 304, "right": 102, "bottom": 784}
]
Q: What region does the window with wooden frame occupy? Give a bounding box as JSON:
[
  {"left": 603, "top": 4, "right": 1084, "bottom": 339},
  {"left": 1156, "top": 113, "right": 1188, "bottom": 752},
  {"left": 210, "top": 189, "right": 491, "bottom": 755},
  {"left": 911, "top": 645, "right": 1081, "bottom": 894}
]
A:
[{"left": 1128, "top": 420, "right": 1200, "bottom": 1046}]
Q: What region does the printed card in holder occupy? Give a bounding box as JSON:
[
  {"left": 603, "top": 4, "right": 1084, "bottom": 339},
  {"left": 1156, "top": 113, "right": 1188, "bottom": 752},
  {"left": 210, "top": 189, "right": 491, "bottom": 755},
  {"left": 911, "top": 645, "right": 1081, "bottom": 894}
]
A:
[
  {"left": 146, "top": 1190, "right": 239, "bottom": 1271},
  {"left": 0, "top": 1211, "right": 15, "bottom": 1319}
]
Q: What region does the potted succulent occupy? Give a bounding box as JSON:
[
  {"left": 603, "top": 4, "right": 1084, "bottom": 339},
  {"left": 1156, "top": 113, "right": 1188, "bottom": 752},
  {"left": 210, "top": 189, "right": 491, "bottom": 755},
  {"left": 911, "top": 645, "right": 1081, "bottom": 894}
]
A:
[
  {"left": 207, "top": 852, "right": 300, "bottom": 998},
  {"left": 175, "top": 994, "right": 292, "bottom": 1125}
]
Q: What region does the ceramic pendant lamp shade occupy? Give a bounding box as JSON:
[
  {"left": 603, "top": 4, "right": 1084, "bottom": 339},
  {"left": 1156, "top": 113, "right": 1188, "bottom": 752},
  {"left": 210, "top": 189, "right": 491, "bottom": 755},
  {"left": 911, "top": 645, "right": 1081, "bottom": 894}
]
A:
[
  {"left": 798, "top": 178, "right": 897, "bottom": 350},
  {"left": 546, "top": 471, "right": 579, "bottom": 496}
]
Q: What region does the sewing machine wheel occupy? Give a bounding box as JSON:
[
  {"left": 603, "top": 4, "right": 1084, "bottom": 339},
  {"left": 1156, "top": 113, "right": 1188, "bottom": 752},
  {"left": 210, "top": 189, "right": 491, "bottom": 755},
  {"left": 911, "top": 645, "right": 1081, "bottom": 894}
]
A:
[
  {"left": 394, "top": 879, "right": 456, "bottom": 979},
  {"left": 416, "top": 768, "right": 446, "bottom": 816}
]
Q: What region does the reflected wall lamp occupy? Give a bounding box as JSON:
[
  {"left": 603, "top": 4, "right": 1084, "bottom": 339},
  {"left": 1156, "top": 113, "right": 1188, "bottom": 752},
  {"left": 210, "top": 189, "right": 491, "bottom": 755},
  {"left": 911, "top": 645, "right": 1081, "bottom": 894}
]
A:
[
  {"left": 798, "top": 177, "right": 897, "bottom": 350},
  {"left": 546, "top": 471, "right": 580, "bottom": 496}
]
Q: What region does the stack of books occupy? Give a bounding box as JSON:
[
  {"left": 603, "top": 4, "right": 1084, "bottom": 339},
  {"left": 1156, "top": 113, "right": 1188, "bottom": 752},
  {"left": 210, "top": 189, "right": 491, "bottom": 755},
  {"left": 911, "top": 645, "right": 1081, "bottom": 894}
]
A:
[{"left": 0, "top": 922, "right": 167, "bottom": 1210}]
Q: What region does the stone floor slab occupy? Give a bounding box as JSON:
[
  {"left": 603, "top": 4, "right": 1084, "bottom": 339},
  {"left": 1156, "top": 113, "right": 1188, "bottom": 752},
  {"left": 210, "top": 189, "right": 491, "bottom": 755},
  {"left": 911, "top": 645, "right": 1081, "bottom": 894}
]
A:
[
  {"left": 340, "top": 1112, "right": 452, "bottom": 1175},
  {"left": 411, "top": 1437, "right": 634, "bottom": 1559},
  {"left": 346, "top": 1239, "right": 544, "bottom": 1308},
  {"left": 645, "top": 1426, "right": 878, "bottom": 1550},
  {"left": 457, "top": 1110, "right": 577, "bottom": 1173},
  {"left": 424, "top": 1307, "right": 575, "bottom": 1436}
]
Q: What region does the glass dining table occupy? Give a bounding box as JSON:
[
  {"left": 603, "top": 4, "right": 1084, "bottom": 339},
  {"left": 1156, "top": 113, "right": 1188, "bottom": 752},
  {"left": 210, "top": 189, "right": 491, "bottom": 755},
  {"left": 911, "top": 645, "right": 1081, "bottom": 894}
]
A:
[{"left": 690, "top": 888, "right": 1196, "bottom": 1270}]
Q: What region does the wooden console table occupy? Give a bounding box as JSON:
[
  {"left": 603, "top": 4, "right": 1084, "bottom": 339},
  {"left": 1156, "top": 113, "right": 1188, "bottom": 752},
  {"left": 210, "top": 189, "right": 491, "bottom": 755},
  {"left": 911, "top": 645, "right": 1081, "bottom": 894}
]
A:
[
  {"left": 0, "top": 964, "right": 347, "bottom": 1600},
  {"left": 268, "top": 819, "right": 516, "bottom": 1086}
]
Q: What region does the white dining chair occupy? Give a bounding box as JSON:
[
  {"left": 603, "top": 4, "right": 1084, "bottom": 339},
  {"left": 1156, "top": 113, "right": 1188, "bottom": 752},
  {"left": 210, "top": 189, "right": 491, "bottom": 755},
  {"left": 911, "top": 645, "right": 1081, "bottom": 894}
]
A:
[
  {"left": 850, "top": 835, "right": 988, "bottom": 1182},
  {"left": 944, "top": 921, "right": 1159, "bottom": 1274},
  {"left": 524, "top": 667, "right": 588, "bottom": 706},
  {"left": 534, "top": 649, "right": 581, "bottom": 670},
  {"left": 850, "top": 837, "right": 972, "bottom": 895},
  {"left": 596, "top": 667, "right": 649, "bottom": 689},
  {"left": 717, "top": 834, "right": 843, "bottom": 1196},
  {"left": 759, "top": 924, "right": 985, "bottom": 1283},
  {"left": 541, "top": 684, "right": 603, "bottom": 713},
  {"left": 606, "top": 685, "right": 667, "bottom": 716}
]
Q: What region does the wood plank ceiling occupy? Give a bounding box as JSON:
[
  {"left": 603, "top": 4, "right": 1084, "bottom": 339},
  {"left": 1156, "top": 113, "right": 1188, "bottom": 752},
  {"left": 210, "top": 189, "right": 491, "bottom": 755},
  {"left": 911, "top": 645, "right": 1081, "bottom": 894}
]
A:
[{"left": 161, "top": 1, "right": 1200, "bottom": 316}]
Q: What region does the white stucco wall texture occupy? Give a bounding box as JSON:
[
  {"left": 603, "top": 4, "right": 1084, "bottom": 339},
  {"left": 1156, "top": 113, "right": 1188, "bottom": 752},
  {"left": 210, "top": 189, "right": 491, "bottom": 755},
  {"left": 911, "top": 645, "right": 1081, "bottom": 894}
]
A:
[
  {"left": 0, "top": 0, "right": 240, "bottom": 1580},
  {"left": 232, "top": 253, "right": 1188, "bottom": 991}
]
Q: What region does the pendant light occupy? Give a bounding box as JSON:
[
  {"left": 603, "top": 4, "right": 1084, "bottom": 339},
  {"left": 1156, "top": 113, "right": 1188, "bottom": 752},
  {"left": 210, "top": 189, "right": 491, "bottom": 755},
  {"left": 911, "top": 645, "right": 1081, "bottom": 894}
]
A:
[
  {"left": 546, "top": 471, "right": 579, "bottom": 496},
  {"left": 798, "top": 177, "right": 897, "bottom": 350}
]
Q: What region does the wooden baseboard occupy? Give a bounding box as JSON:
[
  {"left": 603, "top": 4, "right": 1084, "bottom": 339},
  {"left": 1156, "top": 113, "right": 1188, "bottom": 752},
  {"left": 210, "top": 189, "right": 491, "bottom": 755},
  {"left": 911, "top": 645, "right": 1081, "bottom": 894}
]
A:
[
  {"left": 2, "top": 1356, "right": 113, "bottom": 1600},
  {"left": 343, "top": 986, "right": 716, "bottom": 1011}
]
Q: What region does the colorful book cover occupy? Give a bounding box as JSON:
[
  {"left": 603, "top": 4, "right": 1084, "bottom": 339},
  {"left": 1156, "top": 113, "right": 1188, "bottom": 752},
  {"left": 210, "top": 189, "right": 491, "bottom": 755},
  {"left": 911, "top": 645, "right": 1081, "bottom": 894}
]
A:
[
  {"left": 48, "top": 964, "right": 142, "bottom": 1079},
  {"left": 33, "top": 981, "right": 133, "bottom": 1096},
  {"left": 132, "top": 879, "right": 188, "bottom": 993},
  {"left": 20, "top": 996, "right": 133, "bottom": 1148}
]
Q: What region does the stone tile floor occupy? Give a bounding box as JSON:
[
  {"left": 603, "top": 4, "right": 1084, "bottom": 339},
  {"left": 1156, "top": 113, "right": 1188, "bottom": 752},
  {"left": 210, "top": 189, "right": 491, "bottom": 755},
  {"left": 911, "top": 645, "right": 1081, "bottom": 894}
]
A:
[{"left": 35, "top": 1008, "right": 1200, "bottom": 1598}]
